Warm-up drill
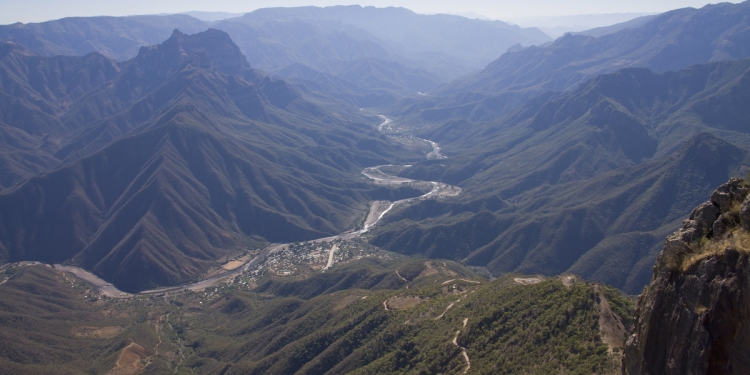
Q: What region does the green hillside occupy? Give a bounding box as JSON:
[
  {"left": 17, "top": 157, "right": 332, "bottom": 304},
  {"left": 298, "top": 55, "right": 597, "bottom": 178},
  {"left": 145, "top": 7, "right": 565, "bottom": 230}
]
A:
[{"left": 0, "top": 262, "right": 632, "bottom": 375}]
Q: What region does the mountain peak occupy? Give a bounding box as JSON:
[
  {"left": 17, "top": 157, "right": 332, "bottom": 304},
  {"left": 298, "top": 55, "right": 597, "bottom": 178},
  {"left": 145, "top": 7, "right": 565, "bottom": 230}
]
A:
[
  {"left": 169, "top": 28, "right": 185, "bottom": 38},
  {"left": 135, "top": 28, "right": 249, "bottom": 77}
]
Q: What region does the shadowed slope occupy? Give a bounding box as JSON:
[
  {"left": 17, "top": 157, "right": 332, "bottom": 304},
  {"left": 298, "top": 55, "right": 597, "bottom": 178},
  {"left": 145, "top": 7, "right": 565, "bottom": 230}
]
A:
[
  {"left": 0, "top": 41, "right": 119, "bottom": 188},
  {"left": 371, "top": 59, "right": 750, "bottom": 293},
  {"left": 0, "top": 29, "right": 423, "bottom": 292},
  {"left": 395, "top": 1, "right": 750, "bottom": 125}
]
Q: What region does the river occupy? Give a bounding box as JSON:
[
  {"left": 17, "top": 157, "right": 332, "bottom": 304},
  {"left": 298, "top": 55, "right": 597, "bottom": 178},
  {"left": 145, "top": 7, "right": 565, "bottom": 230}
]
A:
[{"left": 39, "top": 116, "right": 458, "bottom": 297}]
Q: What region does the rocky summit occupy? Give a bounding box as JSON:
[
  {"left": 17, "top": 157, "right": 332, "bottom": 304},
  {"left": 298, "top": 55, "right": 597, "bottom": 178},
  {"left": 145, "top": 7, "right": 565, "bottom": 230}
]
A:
[{"left": 623, "top": 178, "right": 750, "bottom": 375}]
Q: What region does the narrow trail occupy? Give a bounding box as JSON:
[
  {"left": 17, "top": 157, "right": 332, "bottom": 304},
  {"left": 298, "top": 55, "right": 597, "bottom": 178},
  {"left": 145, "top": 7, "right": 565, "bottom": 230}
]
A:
[
  {"left": 161, "top": 295, "right": 188, "bottom": 374},
  {"left": 460, "top": 351, "right": 471, "bottom": 373},
  {"left": 143, "top": 314, "right": 167, "bottom": 368},
  {"left": 452, "top": 318, "right": 471, "bottom": 374},
  {"left": 395, "top": 271, "right": 408, "bottom": 283},
  {"left": 172, "top": 329, "right": 187, "bottom": 373},
  {"left": 441, "top": 279, "right": 481, "bottom": 285},
  {"left": 435, "top": 299, "right": 460, "bottom": 320}
]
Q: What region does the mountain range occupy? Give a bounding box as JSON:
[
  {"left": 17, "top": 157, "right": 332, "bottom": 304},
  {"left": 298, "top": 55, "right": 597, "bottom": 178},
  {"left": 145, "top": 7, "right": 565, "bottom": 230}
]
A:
[
  {"left": 0, "top": 6, "right": 552, "bottom": 104},
  {"left": 0, "top": 29, "right": 426, "bottom": 292},
  {"left": 0, "top": 1, "right": 749, "bottom": 297},
  {"left": 372, "top": 56, "right": 750, "bottom": 293},
  {"left": 1, "top": 2, "right": 750, "bottom": 373},
  {"left": 230, "top": 5, "right": 550, "bottom": 69},
  {"left": 0, "top": 15, "right": 208, "bottom": 61},
  {"left": 393, "top": 1, "right": 750, "bottom": 125}
]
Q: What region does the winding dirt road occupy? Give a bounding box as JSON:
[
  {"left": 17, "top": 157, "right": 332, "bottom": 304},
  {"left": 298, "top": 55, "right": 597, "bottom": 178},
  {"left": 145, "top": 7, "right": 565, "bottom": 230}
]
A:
[
  {"left": 435, "top": 299, "right": 460, "bottom": 320},
  {"left": 452, "top": 318, "right": 471, "bottom": 373}
]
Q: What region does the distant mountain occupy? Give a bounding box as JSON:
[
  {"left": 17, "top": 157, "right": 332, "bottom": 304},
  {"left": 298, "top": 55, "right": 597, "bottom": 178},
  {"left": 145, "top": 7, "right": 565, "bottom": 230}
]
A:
[
  {"left": 1, "top": 7, "right": 536, "bottom": 104},
  {"left": 233, "top": 5, "right": 551, "bottom": 69},
  {"left": 322, "top": 57, "right": 442, "bottom": 93},
  {"left": 0, "top": 30, "right": 424, "bottom": 292},
  {"left": 0, "top": 15, "right": 208, "bottom": 60},
  {"left": 180, "top": 11, "right": 245, "bottom": 21},
  {"left": 0, "top": 6, "right": 549, "bottom": 107},
  {"left": 371, "top": 59, "right": 750, "bottom": 294},
  {"left": 405, "top": 2, "right": 750, "bottom": 125},
  {"left": 204, "top": 7, "right": 546, "bottom": 101},
  {"left": 512, "top": 12, "right": 655, "bottom": 38},
  {"left": 213, "top": 18, "right": 399, "bottom": 72},
  {"left": 269, "top": 63, "right": 398, "bottom": 108},
  {"left": 574, "top": 14, "right": 658, "bottom": 38},
  {"left": 210, "top": 17, "right": 446, "bottom": 96}
]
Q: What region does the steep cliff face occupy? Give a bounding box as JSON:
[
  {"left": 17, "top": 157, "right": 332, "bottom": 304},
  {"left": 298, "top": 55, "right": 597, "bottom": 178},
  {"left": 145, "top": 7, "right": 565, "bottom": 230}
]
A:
[{"left": 623, "top": 178, "right": 750, "bottom": 375}]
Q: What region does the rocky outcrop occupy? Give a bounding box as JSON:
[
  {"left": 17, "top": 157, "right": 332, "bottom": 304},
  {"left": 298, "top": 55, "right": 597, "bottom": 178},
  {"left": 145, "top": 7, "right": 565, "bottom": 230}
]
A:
[{"left": 623, "top": 178, "right": 750, "bottom": 375}]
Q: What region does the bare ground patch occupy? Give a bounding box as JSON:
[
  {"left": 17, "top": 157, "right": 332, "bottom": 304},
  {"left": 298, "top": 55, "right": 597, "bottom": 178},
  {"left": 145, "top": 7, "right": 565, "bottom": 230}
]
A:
[
  {"left": 429, "top": 183, "right": 462, "bottom": 199},
  {"left": 560, "top": 275, "right": 579, "bottom": 287},
  {"left": 417, "top": 261, "right": 439, "bottom": 278},
  {"left": 108, "top": 342, "right": 147, "bottom": 375},
  {"left": 595, "top": 286, "right": 628, "bottom": 353},
  {"left": 221, "top": 260, "right": 244, "bottom": 271},
  {"left": 514, "top": 277, "right": 543, "bottom": 285},
  {"left": 387, "top": 296, "right": 423, "bottom": 310}
]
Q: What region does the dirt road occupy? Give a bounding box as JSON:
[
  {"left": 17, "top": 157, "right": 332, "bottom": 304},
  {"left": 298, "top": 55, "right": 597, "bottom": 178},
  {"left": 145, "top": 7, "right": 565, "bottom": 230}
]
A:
[{"left": 323, "top": 244, "right": 338, "bottom": 270}]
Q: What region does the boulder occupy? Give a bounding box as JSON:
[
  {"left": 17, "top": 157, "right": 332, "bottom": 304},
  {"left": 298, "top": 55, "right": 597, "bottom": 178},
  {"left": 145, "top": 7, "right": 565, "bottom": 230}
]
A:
[{"left": 710, "top": 178, "right": 749, "bottom": 211}]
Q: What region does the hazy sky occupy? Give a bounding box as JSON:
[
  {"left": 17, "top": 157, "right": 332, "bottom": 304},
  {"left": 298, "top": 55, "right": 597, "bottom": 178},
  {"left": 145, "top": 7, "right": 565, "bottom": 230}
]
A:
[{"left": 0, "top": 0, "right": 744, "bottom": 25}]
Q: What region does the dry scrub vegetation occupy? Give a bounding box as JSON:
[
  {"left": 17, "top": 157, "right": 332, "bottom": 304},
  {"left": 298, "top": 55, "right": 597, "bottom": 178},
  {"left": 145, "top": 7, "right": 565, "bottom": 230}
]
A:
[{"left": 683, "top": 229, "right": 750, "bottom": 271}]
